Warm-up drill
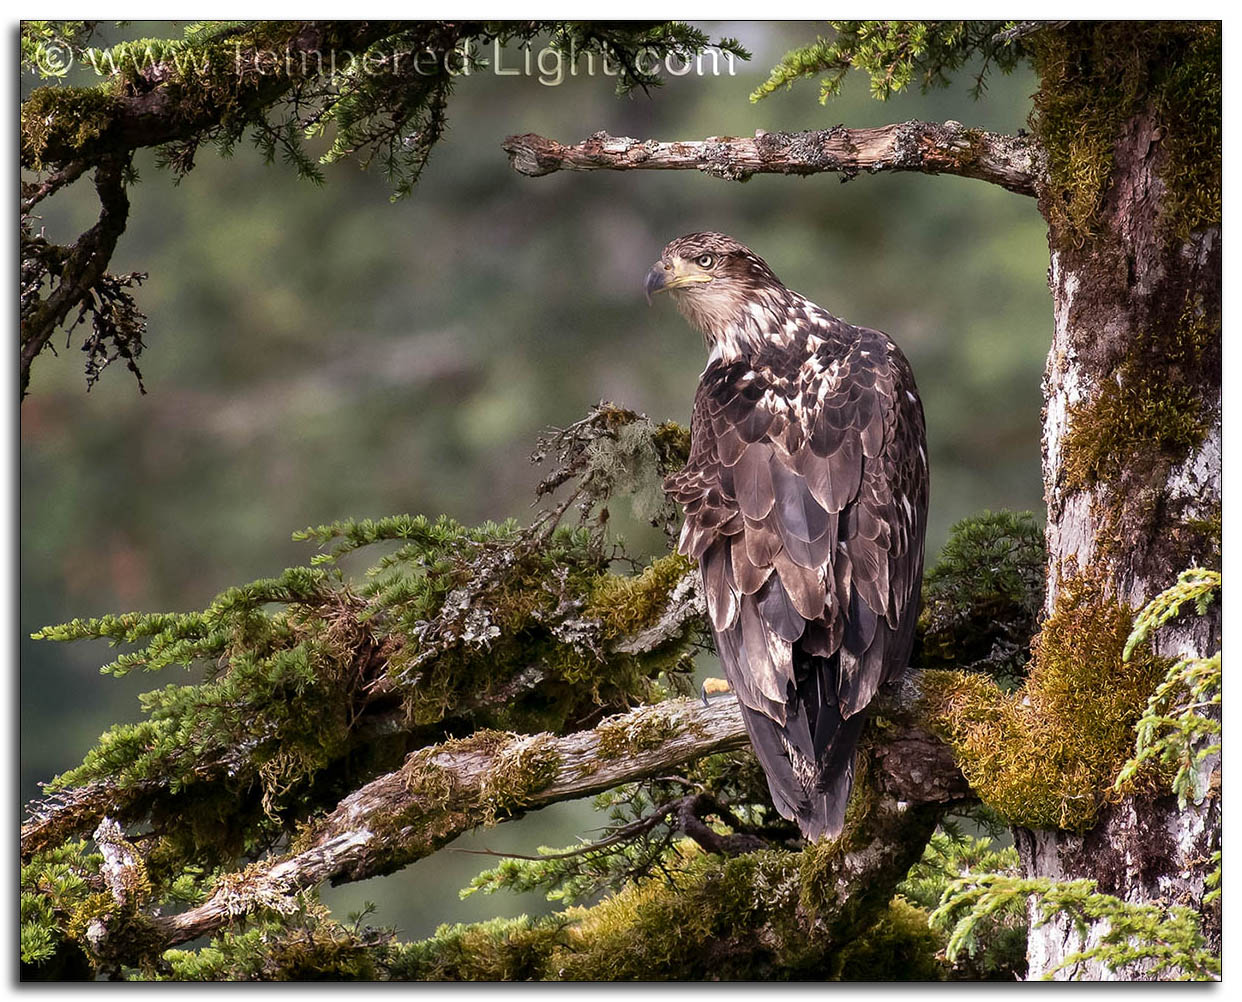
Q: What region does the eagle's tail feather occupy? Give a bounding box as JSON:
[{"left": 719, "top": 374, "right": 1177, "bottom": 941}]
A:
[{"left": 732, "top": 649, "right": 866, "bottom": 841}]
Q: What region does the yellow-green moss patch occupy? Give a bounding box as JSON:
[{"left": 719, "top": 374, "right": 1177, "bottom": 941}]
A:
[
  {"left": 587, "top": 552, "right": 694, "bottom": 640},
  {"left": 1061, "top": 303, "right": 1217, "bottom": 496},
  {"left": 921, "top": 570, "right": 1170, "bottom": 832},
  {"left": 594, "top": 710, "right": 680, "bottom": 760}
]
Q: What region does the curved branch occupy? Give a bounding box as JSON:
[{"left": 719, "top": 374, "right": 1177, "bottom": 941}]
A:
[
  {"left": 504, "top": 122, "right": 1046, "bottom": 196},
  {"left": 19, "top": 157, "right": 133, "bottom": 398},
  {"left": 20, "top": 159, "right": 90, "bottom": 213},
  {"left": 149, "top": 690, "right": 967, "bottom": 949}
]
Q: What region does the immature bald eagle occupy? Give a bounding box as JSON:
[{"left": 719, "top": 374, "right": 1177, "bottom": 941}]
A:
[{"left": 647, "top": 232, "right": 928, "bottom": 840}]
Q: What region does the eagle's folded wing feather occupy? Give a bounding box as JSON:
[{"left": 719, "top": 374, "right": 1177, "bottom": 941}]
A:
[{"left": 664, "top": 320, "right": 927, "bottom": 839}]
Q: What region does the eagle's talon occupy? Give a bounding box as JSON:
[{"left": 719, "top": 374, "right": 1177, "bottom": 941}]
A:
[{"left": 700, "top": 677, "right": 732, "bottom": 705}]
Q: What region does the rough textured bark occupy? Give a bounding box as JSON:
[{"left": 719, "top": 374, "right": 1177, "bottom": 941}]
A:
[{"left": 1031, "top": 104, "right": 1221, "bottom": 980}]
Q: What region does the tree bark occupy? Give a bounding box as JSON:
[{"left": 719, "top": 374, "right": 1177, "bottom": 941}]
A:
[{"left": 1030, "top": 102, "right": 1221, "bottom": 979}]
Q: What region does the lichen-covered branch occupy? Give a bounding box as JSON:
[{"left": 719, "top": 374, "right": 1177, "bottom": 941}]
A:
[
  {"left": 151, "top": 697, "right": 744, "bottom": 947},
  {"left": 503, "top": 122, "right": 1047, "bottom": 196},
  {"left": 22, "top": 412, "right": 700, "bottom": 866},
  {"left": 144, "top": 692, "right": 963, "bottom": 950}
]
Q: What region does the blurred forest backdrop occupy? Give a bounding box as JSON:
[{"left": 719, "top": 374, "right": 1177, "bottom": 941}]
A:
[{"left": 21, "top": 22, "right": 1050, "bottom": 941}]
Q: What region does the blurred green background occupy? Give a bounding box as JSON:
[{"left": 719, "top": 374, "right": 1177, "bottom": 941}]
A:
[{"left": 21, "top": 22, "right": 1050, "bottom": 942}]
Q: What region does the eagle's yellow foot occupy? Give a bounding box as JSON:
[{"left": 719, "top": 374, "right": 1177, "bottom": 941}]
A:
[{"left": 700, "top": 677, "right": 732, "bottom": 705}]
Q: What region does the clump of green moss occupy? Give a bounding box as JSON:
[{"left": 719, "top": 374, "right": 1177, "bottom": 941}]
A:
[
  {"left": 1030, "top": 22, "right": 1221, "bottom": 244},
  {"left": 480, "top": 735, "right": 563, "bottom": 818},
  {"left": 918, "top": 510, "right": 1045, "bottom": 687},
  {"left": 835, "top": 897, "right": 948, "bottom": 980},
  {"left": 385, "top": 914, "right": 569, "bottom": 981},
  {"left": 20, "top": 85, "right": 118, "bottom": 170},
  {"left": 921, "top": 569, "right": 1170, "bottom": 832},
  {"left": 1061, "top": 301, "right": 1218, "bottom": 495},
  {"left": 587, "top": 552, "right": 694, "bottom": 640},
  {"left": 594, "top": 710, "right": 680, "bottom": 760},
  {"left": 156, "top": 900, "right": 385, "bottom": 981},
  {"left": 399, "top": 841, "right": 953, "bottom": 981},
  {"left": 651, "top": 420, "right": 692, "bottom": 468},
  {"left": 552, "top": 849, "right": 814, "bottom": 979}
]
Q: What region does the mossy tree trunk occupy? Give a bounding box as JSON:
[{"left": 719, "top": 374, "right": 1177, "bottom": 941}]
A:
[{"left": 1027, "top": 26, "right": 1221, "bottom": 979}]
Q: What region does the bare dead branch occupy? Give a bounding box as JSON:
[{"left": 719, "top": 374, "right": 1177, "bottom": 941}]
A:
[
  {"left": 21, "top": 159, "right": 90, "bottom": 213},
  {"left": 503, "top": 122, "right": 1046, "bottom": 197}
]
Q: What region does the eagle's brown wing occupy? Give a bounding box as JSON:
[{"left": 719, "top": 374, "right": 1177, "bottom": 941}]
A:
[{"left": 665, "top": 319, "right": 927, "bottom": 840}]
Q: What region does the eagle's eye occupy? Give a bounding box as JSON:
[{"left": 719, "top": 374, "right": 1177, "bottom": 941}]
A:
[{"left": 696, "top": 253, "right": 715, "bottom": 269}]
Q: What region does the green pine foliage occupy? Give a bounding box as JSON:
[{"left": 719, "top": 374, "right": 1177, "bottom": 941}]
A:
[
  {"left": 28, "top": 512, "right": 700, "bottom": 849},
  {"left": 917, "top": 510, "right": 1044, "bottom": 687},
  {"left": 933, "top": 874, "right": 1220, "bottom": 981},
  {"left": 750, "top": 21, "right": 1028, "bottom": 104},
  {"left": 1115, "top": 568, "right": 1220, "bottom": 809},
  {"left": 21, "top": 21, "right": 749, "bottom": 198}
]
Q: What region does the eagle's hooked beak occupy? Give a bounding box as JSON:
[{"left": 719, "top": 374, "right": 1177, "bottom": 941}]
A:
[
  {"left": 644, "top": 263, "right": 667, "bottom": 304},
  {"left": 644, "top": 258, "right": 713, "bottom": 304}
]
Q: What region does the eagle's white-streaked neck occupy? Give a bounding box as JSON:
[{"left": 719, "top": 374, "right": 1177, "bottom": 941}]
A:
[{"left": 676, "top": 285, "right": 805, "bottom": 363}]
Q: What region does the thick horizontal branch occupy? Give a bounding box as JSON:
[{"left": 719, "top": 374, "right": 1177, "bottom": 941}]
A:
[
  {"left": 504, "top": 122, "right": 1046, "bottom": 196},
  {"left": 152, "top": 690, "right": 967, "bottom": 948}
]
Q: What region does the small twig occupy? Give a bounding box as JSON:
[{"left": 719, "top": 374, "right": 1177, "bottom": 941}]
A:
[
  {"left": 20, "top": 156, "right": 134, "bottom": 398},
  {"left": 992, "top": 21, "right": 1070, "bottom": 45},
  {"left": 452, "top": 802, "right": 681, "bottom": 862},
  {"left": 21, "top": 159, "right": 90, "bottom": 212}
]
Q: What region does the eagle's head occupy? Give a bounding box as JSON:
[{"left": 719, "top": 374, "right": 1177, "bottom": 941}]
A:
[{"left": 645, "top": 232, "right": 791, "bottom": 348}]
